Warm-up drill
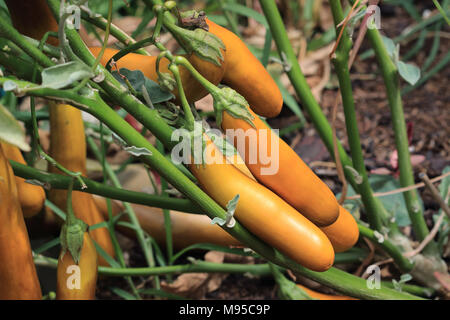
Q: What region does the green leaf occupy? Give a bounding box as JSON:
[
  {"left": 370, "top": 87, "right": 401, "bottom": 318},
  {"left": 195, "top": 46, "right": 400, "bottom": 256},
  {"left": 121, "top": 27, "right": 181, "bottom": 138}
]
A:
[
  {"left": 204, "top": 15, "right": 228, "bottom": 26},
  {"left": 41, "top": 61, "right": 95, "bottom": 89},
  {"left": 149, "top": 237, "right": 167, "bottom": 267},
  {"left": 342, "top": 174, "right": 423, "bottom": 227},
  {"left": 222, "top": 3, "right": 268, "bottom": 28},
  {"left": 0, "top": 103, "right": 30, "bottom": 151},
  {"left": 112, "top": 68, "right": 174, "bottom": 104},
  {"left": 396, "top": 61, "right": 421, "bottom": 85},
  {"left": 381, "top": 35, "right": 396, "bottom": 59}
]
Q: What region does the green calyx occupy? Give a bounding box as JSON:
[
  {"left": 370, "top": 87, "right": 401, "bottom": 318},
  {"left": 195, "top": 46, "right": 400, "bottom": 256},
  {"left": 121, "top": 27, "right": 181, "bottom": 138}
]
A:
[
  {"left": 60, "top": 178, "right": 87, "bottom": 265},
  {"left": 212, "top": 87, "right": 255, "bottom": 129},
  {"left": 158, "top": 72, "right": 176, "bottom": 92},
  {"left": 165, "top": 22, "right": 225, "bottom": 67},
  {"left": 59, "top": 217, "right": 88, "bottom": 265},
  {"left": 155, "top": 102, "right": 185, "bottom": 127}
]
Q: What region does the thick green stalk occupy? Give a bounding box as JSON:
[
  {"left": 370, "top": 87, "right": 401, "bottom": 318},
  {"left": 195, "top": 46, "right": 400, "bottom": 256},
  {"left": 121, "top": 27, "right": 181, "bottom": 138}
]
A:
[
  {"left": 10, "top": 160, "right": 204, "bottom": 213},
  {"left": 328, "top": 1, "right": 385, "bottom": 230},
  {"left": 291, "top": 263, "right": 424, "bottom": 300},
  {"left": 0, "top": 17, "right": 53, "bottom": 67},
  {"left": 364, "top": 20, "right": 436, "bottom": 250}
]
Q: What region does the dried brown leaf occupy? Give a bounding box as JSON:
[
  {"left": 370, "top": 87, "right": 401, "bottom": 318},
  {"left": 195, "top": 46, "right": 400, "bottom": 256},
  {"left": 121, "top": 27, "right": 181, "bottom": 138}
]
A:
[{"left": 160, "top": 251, "right": 229, "bottom": 299}]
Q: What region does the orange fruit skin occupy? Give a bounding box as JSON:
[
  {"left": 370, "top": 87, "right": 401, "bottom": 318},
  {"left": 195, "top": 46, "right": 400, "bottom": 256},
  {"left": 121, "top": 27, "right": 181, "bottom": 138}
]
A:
[
  {"left": 88, "top": 47, "right": 226, "bottom": 104},
  {"left": 1, "top": 142, "right": 46, "bottom": 218},
  {"left": 297, "top": 284, "right": 358, "bottom": 300},
  {"left": 189, "top": 137, "right": 335, "bottom": 272},
  {"left": 56, "top": 232, "right": 98, "bottom": 300},
  {"left": 321, "top": 206, "right": 360, "bottom": 253},
  {"left": 0, "top": 144, "right": 42, "bottom": 300},
  {"left": 206, "top": 18, "right": 283, "bottom": 118},
  {"left": 221, "top": 107, "right": 340, "bottom": 227}
]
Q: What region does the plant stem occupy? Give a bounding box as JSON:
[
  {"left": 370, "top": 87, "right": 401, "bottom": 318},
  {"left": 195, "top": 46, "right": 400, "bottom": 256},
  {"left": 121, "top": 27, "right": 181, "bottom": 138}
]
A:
[
  {"left": 63, "top": 24, "right": 177, "bottom": 149},
  {"left": 90, "top": 0, "right": 113, "bottom": 73},
  {"left": 328, "top": 0, "right": 386, "bottom": 230},
  {"left": 80, "top": 11, "right": 150, "bottom": 56},
  {"left": 261, "top": 0, "right": 389, "bottom": 231},
  {"left": 86, "top": 137, "right": 157, "bottom": 270},
  {"left": 10, "top": 160, "right": 203, "bottom": 213},
  {"left": 0, "top": 17, "right": 53, "bottom": 68},
  {"left": 355, "top": 0, "right": 437, "bottom": 253},
  {"left": 35, "top": 254, "right": 273, "bottom": 277},
  {"left": 168, "top": 64, "right": 195, "bottom": 131},
  {"left": 359, "top": 10, "right": 449, "bottom": 60},
  {"left": 258, "top": 1, "right": 385, "bottom": 219},
  {"left": 157, "top": 140, "right": 174, "bottom": 264},
  {"left": 358, "top": 224, "right": 414, "bottom": 272},
  {"left": 381, "top": 281, "right": 435, "bottom": 298},
  {"left": 432, "top": 0, "right": 450, "bottom": 25}
]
